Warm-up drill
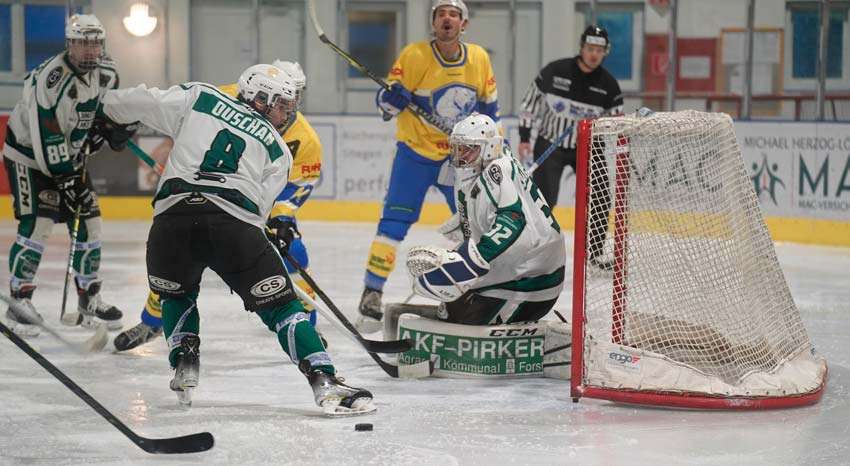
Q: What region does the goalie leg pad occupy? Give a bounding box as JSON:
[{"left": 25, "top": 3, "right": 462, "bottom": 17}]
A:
[
  {"left": 397, "top": 314, "right": 549, "bottom": 378},
  {"left": 382, "top": 303, "right": 440, "bottom": 341}
]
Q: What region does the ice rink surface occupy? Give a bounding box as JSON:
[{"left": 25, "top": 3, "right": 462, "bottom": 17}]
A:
[{"left": 1, "top": 220, "right": 848, "bottom": 465}]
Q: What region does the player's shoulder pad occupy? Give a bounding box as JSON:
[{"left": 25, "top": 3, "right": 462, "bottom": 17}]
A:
[
  {"left": 36, "top": 55, "right": 73, "bottom": 99},
  {"left": 404, "top": 41, "right": 431, "bottom": 58},
  {"left": 480, "top": 156, "right": 512, "bottom": 190},
  {"left": 97, "top": 56, "right": 120, "bottom": 89},
  {"left": 464, "top": 42, "right": 490, "bottom": 60}
]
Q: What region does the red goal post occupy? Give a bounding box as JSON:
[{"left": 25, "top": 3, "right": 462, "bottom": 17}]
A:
[{"left": 570, "top": 112, "right": 827, "bottom": 409}]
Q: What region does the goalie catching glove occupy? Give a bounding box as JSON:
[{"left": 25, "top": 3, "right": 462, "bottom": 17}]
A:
[{"left": 406, "top": 241, "right": 490, "bottom": 302}]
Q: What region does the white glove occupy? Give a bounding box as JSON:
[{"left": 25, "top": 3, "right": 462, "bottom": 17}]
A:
[{"left": 406, "top": 242, "right": 489, "bottom": 302}]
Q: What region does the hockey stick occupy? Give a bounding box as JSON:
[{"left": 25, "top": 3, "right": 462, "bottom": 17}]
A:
[
  {"left": 0, "top": 293, "right": 108, "bottom": 353},
  {"left": 282, "top": 250, "right": 434, "bottom": 378},
  {"left": 526, "top": 126, "right": 574, "bottom": 175},
  {"left": 60, "top": 149, "right": 92, "bottom": 326},
  {"left": 59, "top": 202, "right": 83, "bottom": 326},
  {"left": 128, "top": 140, "right": 164, "bottom": 175},
  {"left": 292, "top": 282, "right": 410, "bottom": 354},
  {"left": 0, "top": 319, "right": 214, "bottom": 454},
  {"left": 280, "top": 250, "right": 410, "bottom": 354},
  {"left": 306, "top": 0, "right": 452, "bottom": 134}
]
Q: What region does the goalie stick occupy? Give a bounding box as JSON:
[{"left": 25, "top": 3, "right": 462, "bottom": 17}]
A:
[
  {"left": 306, "top": 0, "right": 452, "bottom": 134},
  {"left": 0, "top": 293, "right": 107, "bottom": 353},
  {"left": 282, "top": 250, "right": 434, "bottom": 379},
  {"left": 0, "top": 320, "right": 214, "bottom": 454}
]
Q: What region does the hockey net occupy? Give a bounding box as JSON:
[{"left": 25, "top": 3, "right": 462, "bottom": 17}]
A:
[{"left": 571, "top": 110, "right": 827, "bottom": 409}]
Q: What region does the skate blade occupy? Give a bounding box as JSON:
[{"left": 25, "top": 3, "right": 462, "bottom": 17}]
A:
[
  {"left": 322, "top": 399, "right": 377, "bottom": 418},
  {"left": 176, "top": 387, "right": 193, "bottom": 407},
  {"left": 354, "top": 316, "right": 382, "bottom": 334}
]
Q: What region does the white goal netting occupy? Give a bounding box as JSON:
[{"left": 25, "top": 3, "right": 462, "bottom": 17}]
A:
[{"left": 574, "top": 110, "right": 826, "bottom": 406}]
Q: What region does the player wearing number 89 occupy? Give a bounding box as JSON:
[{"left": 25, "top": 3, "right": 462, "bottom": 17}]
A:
[
  {"left": 406, "top": 114, "right": 565, "bottom": 325},
  {"left": 1, "top": 14, "right": 125, "bottom": 337},
  {"left": 100, "top": 65, "right": 375, "bottom": 415}
]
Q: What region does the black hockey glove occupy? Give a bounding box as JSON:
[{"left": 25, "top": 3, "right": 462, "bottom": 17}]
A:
[
  {"left": 266, "top": 217, "right": 300, "bottom": 254},
  {"left": 81, "top": 132, "right": 106, "bottom": 155},
  {"left": 90, "top": 115, "right": 140, "bottom": 152},
  {"left": 56, "top": 173, "right": 94, "bottom": 215}
]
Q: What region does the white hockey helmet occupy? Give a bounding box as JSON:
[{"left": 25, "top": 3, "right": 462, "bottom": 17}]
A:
[
  {"left": 449, "top": 113, "right": 502, "bottom": 171},
  {"left": 431, "top": 0, "right": 469, "bottom": 23},
  {"left": 65, "top": 14, "right": 105, "bottom": 71},
  {"left": 237, "top": 64, "right": 299, "bottom": 129},
  {"left": 271, "top": 60, "right": 306, "bottom": 109}
]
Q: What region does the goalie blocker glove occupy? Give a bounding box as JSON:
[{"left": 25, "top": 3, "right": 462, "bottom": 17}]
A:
[{"left": 407, "top": 241, "right": 489, "bottom": 302}]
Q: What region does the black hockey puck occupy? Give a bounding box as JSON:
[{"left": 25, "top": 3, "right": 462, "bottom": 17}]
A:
[{"left": 354, "top": 423, "right": 373, "bottom": 432}]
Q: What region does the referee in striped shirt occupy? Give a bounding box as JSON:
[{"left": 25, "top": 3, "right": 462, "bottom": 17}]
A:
[{"left": 518, "top": 25, "right": 623, "bottom": 269}]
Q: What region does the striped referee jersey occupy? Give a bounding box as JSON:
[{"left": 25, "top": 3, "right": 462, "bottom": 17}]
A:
[{"left": 519, "top": 56, "right": 623, "bottom": 150}]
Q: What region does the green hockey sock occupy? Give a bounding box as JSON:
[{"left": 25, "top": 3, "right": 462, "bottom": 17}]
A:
[
  {"left": 161, "top": 293, "right": 200, "bottom": 367},
  {"left": 258, "top": 300, "right": 335, "bottom": 375}
]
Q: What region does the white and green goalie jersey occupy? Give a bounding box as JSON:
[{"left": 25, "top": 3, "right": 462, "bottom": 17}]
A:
[
  {"left": 101, "top": 83, "right": 292, "bottom": 228},
  {"left": 457, "top": 155, "right": 566, "bottom": 302},
  {"left": 3, "top": 53, "right": 119, "bottom": 176}
]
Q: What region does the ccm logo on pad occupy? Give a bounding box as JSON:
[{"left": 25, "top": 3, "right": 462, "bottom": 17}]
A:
[{"left": 251, "top": 275, "right": 287, "bottom": 297}]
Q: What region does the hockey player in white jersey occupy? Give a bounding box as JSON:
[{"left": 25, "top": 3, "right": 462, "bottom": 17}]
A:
[
  {"left": 1, "top": 14, "right": 128, "bottom": 336},
  {"left": 100, "top": 64, "right": 375, "bottom": 415},
  {"left": 405, "top": 113, "right": 566, "bottom": 325}
]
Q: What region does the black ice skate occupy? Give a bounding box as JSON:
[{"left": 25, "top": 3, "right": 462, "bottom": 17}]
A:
[
  {"left": 306, "top": 366, "right": 376, "bottom": 417},
  {"left": 114, "top": 321, "right": 163, "bottom": 352},
  {"left": 4, "top": 285, "right": 42, "bottom": 337},
  {"left": 355, "top": 287, "right": 383, "bottom": 334},
  {"left": 170, "top": 335, "right": 200, "bottom": 407},
  {"left": 77, "top": 278, "right": 123, "bottom": 330}
]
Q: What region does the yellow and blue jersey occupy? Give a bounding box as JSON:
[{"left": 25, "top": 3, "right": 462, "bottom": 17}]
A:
[
  {"left": 387, "top": 40, "right": 500, "bottom": 161},
  {"left": 218, "top": 83, "right": 322, "bottom": 220}
]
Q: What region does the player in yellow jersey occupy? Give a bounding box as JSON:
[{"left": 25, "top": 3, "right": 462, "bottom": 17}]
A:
[
  {"left": 356, "top": 0, "right": 501, "bottom": 333},
  {"left": 114, "top": 60, "right": 325, "bottom": 351}
]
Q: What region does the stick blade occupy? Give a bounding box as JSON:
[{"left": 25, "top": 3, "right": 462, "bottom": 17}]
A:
[
  {"left": 362, "top": 337, "right": 413, "bottom": 354},
  {"left": 137, "top": 431, "right": 214, "bottom": 454}
]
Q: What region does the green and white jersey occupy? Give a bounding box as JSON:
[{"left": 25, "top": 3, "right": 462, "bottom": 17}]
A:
[
  {"left": 101, "top": 83, "right": 292, "bottom": 229},
  {"left": 3, "top": 53, "right": 119, "bottom": 176},
  {"left": 456, "top": 155, "right": 566, "bottom": 302}
]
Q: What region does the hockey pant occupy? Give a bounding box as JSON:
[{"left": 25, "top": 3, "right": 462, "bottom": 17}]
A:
[
  {"left": 139, "top": 237, "right": 318, "bottom": 328},
  {"left": 365, "top": 143, "right": 455, "bottom": 291}
]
